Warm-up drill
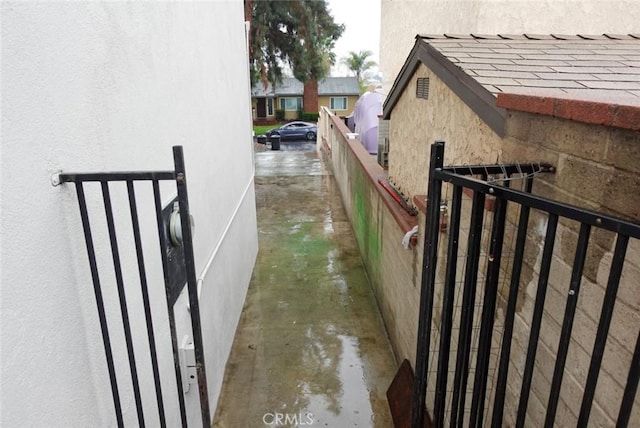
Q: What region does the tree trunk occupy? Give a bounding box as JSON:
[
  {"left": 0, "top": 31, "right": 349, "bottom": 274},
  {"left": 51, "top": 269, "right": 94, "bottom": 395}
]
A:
[{"left": 303, "top": 80, "right": 318, "bottom": 114}]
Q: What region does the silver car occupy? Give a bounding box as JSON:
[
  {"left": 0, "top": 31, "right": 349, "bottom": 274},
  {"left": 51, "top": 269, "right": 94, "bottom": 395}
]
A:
[{"left": 266, "top": 121, "right": 317, "bottom": 141}]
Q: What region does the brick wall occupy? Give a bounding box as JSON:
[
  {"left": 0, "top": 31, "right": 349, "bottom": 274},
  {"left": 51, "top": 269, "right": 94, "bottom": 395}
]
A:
[
  {"left": 498, "top": 111, "right": 640, "bottom": 425},
  {"left": 409, "top": 123, "right": 640, "bottom": 424},
  {"left": 303, "top": 80, "right": 318, "bottom": 113}
]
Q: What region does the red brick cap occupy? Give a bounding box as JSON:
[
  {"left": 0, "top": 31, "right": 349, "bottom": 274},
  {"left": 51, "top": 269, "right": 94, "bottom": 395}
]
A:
[{"left": 496, "top": 93, "right": 640, "bottom": 131}]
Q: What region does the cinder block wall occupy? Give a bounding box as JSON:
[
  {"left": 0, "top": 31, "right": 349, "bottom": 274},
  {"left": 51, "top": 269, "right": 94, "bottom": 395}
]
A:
[
  {"left": 322, "top": 112, "right": 420, "bottom": 365},
  {"left": 497, "top": 113, "right": 640, "bottom": 426}
]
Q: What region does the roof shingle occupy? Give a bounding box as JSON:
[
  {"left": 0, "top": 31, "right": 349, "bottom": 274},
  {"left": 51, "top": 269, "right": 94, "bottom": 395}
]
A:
[
  {"left": 383, "top": 34, "right": 640, "bottom": 134},
  {"left": 419, "top": 34, "right": 640, "bottom": 106},
  {"left": 251, "top": 77, "right": 360, "bottom": 97}
]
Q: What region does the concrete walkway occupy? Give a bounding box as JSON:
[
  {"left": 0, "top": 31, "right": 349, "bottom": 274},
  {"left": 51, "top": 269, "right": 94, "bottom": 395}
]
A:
[{"left": 213, "top": 144, "right": 397, "bottom": 427}]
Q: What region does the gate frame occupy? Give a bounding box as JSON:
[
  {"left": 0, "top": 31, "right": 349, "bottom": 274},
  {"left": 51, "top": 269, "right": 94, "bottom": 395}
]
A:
[{"left": 58, "top": 146, "right": 210, "bottom": 427}]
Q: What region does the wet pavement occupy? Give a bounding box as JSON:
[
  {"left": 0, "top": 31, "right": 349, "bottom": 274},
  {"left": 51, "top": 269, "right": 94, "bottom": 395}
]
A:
[{"left": 213, "top": 145, "right": 397, "bottom": 427}]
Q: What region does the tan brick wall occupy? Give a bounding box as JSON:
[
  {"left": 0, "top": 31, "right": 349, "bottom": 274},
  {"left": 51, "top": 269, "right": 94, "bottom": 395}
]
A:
[
  {"left": 499, "top": 112, "right": 640, "bottom": 425},
  {"left": 388, "top": 64, "right": 503, "bottom": 202}
]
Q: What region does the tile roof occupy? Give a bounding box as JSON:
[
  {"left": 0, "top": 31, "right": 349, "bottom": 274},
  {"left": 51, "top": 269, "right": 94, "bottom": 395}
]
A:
[
  {"left": 383, "top": 34, "right": 640, "bottom": 134},
  {"left": 251, "top": 77, "right": 360, "bottom": 97},
  {"left": 318, "top": 77, "right": 361, "bottom": 95},
  {"left": 418, "top": 34, "right": 640, "bottom": 106}
]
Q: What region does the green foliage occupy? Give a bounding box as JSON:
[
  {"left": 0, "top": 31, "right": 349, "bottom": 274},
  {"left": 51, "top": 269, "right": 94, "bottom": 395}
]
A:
[
  {"left": 253, "top": 124, "right": 280, "bottom": 135},
  {"left": 300, "top": 112, "right": 319, "bottom": 122},
  {"left": 341, "top": 50, "right": 377, "bottom": 92},
  {"left": 247, "top": 0, "right": 344, "bottom": 87},
  {"left": 275, "top": 109, "right": 285, "bottom": 121}
]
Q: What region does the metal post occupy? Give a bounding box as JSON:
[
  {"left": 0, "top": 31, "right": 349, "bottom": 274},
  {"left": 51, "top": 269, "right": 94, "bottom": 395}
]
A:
[
  {"left": 173, "top": 146, "right": 211, "bottom": 427},
  {"left": 516, "top": 213, "right": 559, "bottom": 427},
  {"left": 412, "top": 141, "right": 445, "bottom": 428},
  {"left": 101, "top": 181, "right": 146, "bottom": 428},
  {"left": 74, "top": 183, "right": 124, "bottom": 428}
]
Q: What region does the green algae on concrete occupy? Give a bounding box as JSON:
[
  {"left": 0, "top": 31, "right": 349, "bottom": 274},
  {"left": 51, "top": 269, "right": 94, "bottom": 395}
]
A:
[{"left": 213, "top": 151, "right": 396, "bottom": 428}]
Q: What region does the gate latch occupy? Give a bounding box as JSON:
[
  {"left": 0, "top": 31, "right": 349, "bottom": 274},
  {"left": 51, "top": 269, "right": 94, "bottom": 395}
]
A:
[{"left": 179, "top": 336, "right": 197, "bottom": 393}]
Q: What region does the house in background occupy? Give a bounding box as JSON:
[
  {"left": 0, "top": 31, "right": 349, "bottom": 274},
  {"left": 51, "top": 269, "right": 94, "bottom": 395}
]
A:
[
  {"left": 251, "top": 76, "right": 360, "bottom": 121},
  {"left": 1, "top": 2, "right": 257, "bottom": 426}
]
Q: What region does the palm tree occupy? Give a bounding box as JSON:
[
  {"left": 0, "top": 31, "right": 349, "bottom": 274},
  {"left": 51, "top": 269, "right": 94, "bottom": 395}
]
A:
[{"left": 341, "top": 50, "right": 377, "bottom": 91}]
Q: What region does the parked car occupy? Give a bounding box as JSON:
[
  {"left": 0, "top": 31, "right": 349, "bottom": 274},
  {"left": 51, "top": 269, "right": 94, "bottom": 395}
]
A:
[{"left": 266, "top": 121, "right": 317, "bottom": 141}]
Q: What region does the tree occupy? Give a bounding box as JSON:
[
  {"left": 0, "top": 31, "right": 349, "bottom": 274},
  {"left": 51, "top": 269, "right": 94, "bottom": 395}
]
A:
[
  {"left": 246, "top": 0, "right": 343, "bottom": 87},
  {"left": 341, "top": 50, "right": 377, "bottom": 92},
  {"left": 246, "top": 0, "right": 344, "bottom": 113}
]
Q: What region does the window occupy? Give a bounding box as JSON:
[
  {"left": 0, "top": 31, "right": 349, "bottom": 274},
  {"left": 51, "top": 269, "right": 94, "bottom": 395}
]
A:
[
  {"left": 267, "top": 98, "right": 274, "bottom": 116},
  {"left": 330, "top": 97, "right": 347, "bottom": 111},
  {"left": 279, "top": 97, "right": 302, "bottom": 111}
]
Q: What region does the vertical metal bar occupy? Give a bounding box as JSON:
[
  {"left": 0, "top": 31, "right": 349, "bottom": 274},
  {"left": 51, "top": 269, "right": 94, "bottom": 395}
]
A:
[
  {"left": 433, "top": 185, "right": 463, "bottom": 427},
  {"left": 515, "top": 213, "right": 558, "bottom": 428},
  {"left": 173, "top": 145, "right": 211, "bottom": 427},
  {"left": 470, "top": 193, "right": 508, "bottom": 428},
  {"left": 491, "top": 179, "right": 533, "bottom": 427},
  {"left": 544, "top": 223, "right": 591, "bottom": 428},
  {"left": 152, "top": 180, "right": 188, "bottom": 428},
  {"left": 450, "top": 189, "right": 486, "bottom": 428},
  {"left": 412, "top": 141, "right": 445, "bottom": 428},
  {"left": 617, "top": 328, "right": 640, "bottom": 428},
  {"left": 127, "top": 180, "right": 167, "bottom": 428},
  {"left": 101, "top": 181, "right": 146, "bottom": 428},
  {"left": 578, "top": 234, "right": 629, "bottom": 426},
  {"left": 75, "top": 183, "right": 124, "bottom": 428}
]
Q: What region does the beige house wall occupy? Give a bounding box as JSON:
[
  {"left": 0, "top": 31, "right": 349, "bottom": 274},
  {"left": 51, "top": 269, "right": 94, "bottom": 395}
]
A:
[
  {"left": 388, "top": 63, "right": 503, "bottom": 201},
  {"left": 380, "top": 0, "right": 640, "bottom": 92},
  {"left": 252, "top": 94, "right": 359, "bottom": 121},
  {"left": 318, "top": 95, "right": 358, "bottom": 116}
]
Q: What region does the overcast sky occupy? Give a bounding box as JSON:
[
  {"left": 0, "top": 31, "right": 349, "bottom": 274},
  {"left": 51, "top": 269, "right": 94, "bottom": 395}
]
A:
[{"left": 327, "top": 0, "right": 381, "bottom": 77}]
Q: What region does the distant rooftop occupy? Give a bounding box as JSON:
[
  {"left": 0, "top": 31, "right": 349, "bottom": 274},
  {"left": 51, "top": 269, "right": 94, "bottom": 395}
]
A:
[
  {"left": 384, "top": 34, "right": 640, "bottom": 133},
  {"left": 252, "top": 77, "right": 360, "bottom": 97}
]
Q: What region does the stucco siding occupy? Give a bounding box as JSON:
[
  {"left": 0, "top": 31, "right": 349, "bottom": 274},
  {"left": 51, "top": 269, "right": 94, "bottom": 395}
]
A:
[{"left": 1, "top": 2, "right": 257, "bottom": 426}]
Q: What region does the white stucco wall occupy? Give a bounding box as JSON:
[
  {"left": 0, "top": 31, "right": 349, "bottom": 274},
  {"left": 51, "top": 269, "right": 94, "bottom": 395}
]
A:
[
  {"left": 1, "top": 2, "right": 257, "bottom": 426},
  {"left": 380, "top": 0, "right": 640, "bottom": 91}
]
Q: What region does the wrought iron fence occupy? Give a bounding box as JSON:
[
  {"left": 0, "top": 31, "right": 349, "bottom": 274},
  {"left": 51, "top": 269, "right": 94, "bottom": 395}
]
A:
[
  {"left": 413, "top": 141, "right": 640, "bottom": 428},
  {"left": 58, "top": 146, "right": 209, "bottom": 427}
]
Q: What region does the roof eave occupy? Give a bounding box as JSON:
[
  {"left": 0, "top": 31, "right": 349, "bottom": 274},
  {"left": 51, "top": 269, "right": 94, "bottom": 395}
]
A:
[{"left": 383, "top": 38, "right": 507, "bottom": 137}]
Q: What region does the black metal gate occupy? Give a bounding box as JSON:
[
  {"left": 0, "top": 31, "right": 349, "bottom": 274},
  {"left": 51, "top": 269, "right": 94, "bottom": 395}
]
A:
[
  {"left": 413, "top": 141, "right": 640, "bottom": 427},
  {"left": 57, "top": 146, "right": 209, "bottom": 427}
]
